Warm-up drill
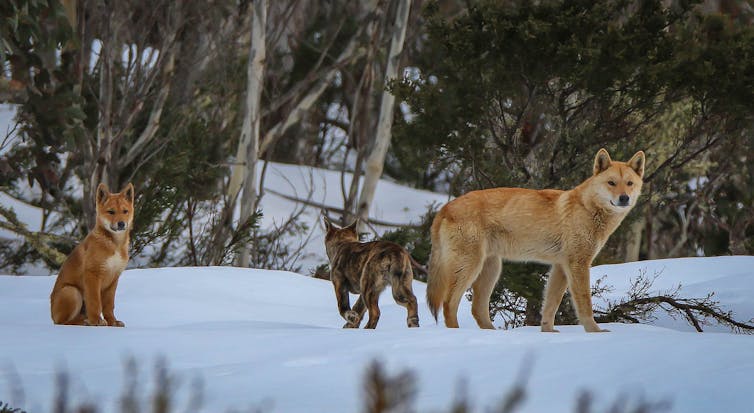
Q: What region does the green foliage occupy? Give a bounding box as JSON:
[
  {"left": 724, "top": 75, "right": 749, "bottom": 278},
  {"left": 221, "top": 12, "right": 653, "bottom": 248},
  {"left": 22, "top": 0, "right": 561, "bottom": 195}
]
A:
[
  {"left": 1, "top": 0, "right": 82, "bottom": 198},
  {"left": 380, "top": 205, "right": 437, "bottom": 281},
  {"left": 392, "top": 0, "right": 698, "bottom": 192},
  {"left": 3, "top": 0, "right": 754, "bottom": 276},
  {"left": 131, "top": 113, "right": 227, "bottom": 261},
  {"left": 667, "top": 12, "right": 754, "bottom": 116},
  {"left": 388, "top": 0, "right": 754, "bottom": 323},
  {"left": 0, "top": 0, "right": 74, "bottom": 71},
  {"left": 487, "top": 262, "right": 550, "bottom": 327}
]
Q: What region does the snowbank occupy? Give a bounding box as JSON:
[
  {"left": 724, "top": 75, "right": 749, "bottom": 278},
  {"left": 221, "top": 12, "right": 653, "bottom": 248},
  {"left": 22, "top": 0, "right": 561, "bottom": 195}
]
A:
[{"left": 1, "top": 259, "right": 753, "bottom": 413}]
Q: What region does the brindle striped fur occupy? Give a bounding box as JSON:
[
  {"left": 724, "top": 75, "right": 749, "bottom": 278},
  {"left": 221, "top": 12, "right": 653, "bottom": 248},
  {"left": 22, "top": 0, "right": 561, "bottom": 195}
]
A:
[{"left": 323, "top": 217, "right": 419, "bottom": 329}]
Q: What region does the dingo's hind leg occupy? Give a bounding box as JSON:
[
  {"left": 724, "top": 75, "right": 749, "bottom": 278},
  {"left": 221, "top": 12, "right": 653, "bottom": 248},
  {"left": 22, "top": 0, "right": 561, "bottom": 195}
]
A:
[
  {"left": 471, "top": 256, "right": 501, "bottom": 329},
  {"left": 363, "top": 289, "right": 382, "bottom": 329},
  {"left": 541, "top": 264, "right": 567, "bottom": 332},
  {"left": 51, "top": 286, "right": 85, "bottom": 325},
  {"left": 391, "top": 267, "right": 419, "bottom": 328},
  {"left": 443, "top": 252, "right": 484, "bottom": 328}
]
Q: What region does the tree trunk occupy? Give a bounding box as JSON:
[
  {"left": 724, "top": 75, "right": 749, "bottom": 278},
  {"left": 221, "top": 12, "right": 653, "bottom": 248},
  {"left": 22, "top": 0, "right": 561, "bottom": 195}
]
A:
[
  {"left": 356, "top": 0, "right": 411, "bottom": 231},
  {"left": 86, "top": 13, "right": 116, "bottom": 229},
  {"left": 644, "top": 184, "right": 656, "bottom": 260},
  {"left": 342, "top": 8, "right": 382, "bottom": 223},
  {"left": 258, "top": 0, "right": 379, "bottom": 156},
  {"left": 624, "top": 217, "right": 644, "bottom": 262},
  {"left": 524, "top": 297, "right": 542, "bottom": 326},
  {"left": 234, "top": 0, "right": 268, "bottom": 267},
  {"left": 728, "top": 226, "right": 748, "bottom": 255}
]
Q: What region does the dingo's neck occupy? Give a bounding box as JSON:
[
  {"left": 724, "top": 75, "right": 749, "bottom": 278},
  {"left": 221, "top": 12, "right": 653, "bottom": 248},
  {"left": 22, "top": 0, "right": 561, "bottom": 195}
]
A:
[{"left": 92, "top": 225, "right": 130, "bottom": 249}]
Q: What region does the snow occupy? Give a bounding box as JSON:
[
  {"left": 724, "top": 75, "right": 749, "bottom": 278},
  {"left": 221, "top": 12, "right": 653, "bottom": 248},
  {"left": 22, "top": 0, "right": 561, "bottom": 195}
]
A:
[
  {"left": 2, "top": 103, "right": 754, "bottom": 413},
  {"left": 593, "top": 256, "right": 754, "bottom": 332},
  {"left": 1, "top": 259, "right": 753, "bottom": 413}
]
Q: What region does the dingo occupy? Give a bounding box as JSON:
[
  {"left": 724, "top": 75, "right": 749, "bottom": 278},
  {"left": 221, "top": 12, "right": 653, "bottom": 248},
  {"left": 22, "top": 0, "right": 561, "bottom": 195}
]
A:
[
  {"left": 50, "top": 183, "right": 134, "bottom": 326},
  {"left": 426, "top": 149, "right": 645, "bottom": 332}
]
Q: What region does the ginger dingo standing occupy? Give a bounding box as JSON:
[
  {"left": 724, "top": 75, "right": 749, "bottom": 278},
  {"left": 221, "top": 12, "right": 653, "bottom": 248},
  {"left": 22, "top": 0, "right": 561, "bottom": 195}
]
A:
[
  {"left": 426, "top": 149, "right": 645, "bottom": 332},
  {"left": 50, "top": 183, "right": 134, "bottom": 326}
]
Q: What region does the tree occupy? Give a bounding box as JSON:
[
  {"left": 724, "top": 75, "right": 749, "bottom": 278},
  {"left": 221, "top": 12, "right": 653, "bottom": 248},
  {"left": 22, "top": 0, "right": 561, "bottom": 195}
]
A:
[
  {"left": 227, "top": 0, "right": 268, "bottom": 267},
  {"left": 391, "top": 0, "right": 754, "bottom": 323},
  {"left": 1, "top": 0, "right": 238, "bottom": 269},
  {"left": 356, "top": 0, "right": 412, "bottom": 231}
]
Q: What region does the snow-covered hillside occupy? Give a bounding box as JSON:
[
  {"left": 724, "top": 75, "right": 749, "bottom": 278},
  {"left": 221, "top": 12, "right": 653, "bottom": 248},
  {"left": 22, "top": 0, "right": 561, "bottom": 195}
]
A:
[{"left": 1, "top": 259, "right": 753, "bottom": 413}]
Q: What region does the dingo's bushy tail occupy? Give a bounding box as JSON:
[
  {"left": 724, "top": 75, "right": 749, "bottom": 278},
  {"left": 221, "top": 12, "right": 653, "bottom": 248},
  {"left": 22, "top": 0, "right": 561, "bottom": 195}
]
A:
[{"left": 426, "top": 217, "right": 448, "bottom": 322}]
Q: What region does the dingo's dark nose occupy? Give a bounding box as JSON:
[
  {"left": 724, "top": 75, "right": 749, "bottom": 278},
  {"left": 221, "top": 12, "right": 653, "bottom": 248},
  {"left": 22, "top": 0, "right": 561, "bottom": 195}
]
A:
[
  {"left": 117, "top": 221, "right": 126, "bottom": 230},
  {"left": 618, "top": 194, "right": 629, "bottom": 205}
]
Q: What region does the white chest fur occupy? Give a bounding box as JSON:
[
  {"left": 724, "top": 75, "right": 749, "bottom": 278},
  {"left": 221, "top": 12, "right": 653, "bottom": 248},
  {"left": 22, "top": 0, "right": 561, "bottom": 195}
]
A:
[{"left": 103, "top": 254, "right": 128, "bottom": 275}]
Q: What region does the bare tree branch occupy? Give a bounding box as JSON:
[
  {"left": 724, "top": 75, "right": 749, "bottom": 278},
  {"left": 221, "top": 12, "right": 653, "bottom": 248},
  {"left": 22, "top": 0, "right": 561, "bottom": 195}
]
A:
[{"left": 0, "top": 205, "right": 68, "bottom": 266}]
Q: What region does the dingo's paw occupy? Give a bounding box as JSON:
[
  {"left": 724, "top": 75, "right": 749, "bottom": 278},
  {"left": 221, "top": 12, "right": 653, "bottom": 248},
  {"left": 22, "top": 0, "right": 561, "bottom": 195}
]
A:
[
  {"left": 541, "top": 326, "right": 560, "bottom": 333},
  {"left": 407, "top": 316, "right": 419, "bottom": 328},
  {"left": 85, "top": 318, "right": 107, "bottom": 326},
  {"left": 344, "top": 310, "right": 361, "bottom": 326},
  {"left": 108, "top": 320, "right": 125, "bottom": 327},
  {"left": 540, "top": 321, "right": 559, "bottom": 332}
]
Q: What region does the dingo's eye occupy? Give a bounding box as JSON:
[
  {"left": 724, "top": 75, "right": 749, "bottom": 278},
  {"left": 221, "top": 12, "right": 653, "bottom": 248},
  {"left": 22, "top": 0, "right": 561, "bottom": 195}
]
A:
[
  {"left": 627, "top": 181, "right": 633, "bottom": 186},
  {"left": 123, "top": 210, "right": 129, "bottom": 214},
  {"left": 107, "top": 210, "right": 115, "bottom": 215},
  {"left": 607, "top": 181, "right": 616, "bottom": 186}
]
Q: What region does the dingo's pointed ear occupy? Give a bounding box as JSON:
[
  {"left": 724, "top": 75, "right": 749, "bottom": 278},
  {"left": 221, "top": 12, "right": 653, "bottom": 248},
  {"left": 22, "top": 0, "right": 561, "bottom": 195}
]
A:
[
  {"left": 593, "top": 148, "right": 612, "bottom": 175},
  {"left": 96, "top": 183, "right": 109, "bottom": 205},
  {"left": 345, "top": 219, "right": 359, "bottom": 232},
  {"left": 322, "top": 214, "right": 334, "bottom": 231},
  {"left": 122, "top": 183, "right": 134, "bottom": 203},
  {"left": 628, "top": 151, "right": 645, "bottom": 178}
]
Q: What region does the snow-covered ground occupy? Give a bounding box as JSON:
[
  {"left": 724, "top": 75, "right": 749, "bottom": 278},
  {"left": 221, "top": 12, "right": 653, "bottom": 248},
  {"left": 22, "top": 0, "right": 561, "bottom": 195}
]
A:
[
  {"left": 2, "top": 105, "right": 754, "bottom": 413},
  {"left": 593, "top": 256, "right": 754, "bottom": 333},
  {"left": 1, "top": 258, "right": 753, "bottom": 413}
]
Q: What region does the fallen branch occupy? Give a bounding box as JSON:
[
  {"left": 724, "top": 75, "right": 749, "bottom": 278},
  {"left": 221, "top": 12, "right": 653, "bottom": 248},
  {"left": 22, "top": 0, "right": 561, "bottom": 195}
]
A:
[
  {"left": 265, "top": 188, "right": 420, "bottom": 229},
  {"left": 596, "top": 294, "right": 754, "bottom": 333},
  {"left": 0, "top": 205, "right": 68, "bottom": 266},
  {"left": 592, "top": 270, "right": 754, "bottom": 334}
]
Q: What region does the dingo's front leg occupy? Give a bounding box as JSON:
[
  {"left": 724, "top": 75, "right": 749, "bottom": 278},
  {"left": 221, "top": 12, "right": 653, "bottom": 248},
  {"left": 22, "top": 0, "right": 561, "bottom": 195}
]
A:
[
  {"left": 102, "top": 279, "right": 125, "bottom": 327},
  {"left": 565, "top": 262, "right": 608, "bottom": 333},
  {"left": 332, "top": 275, "right": 360, "bottom": 328},
  {"left": 83, "top": 272, "right": 107, "bottom": 326}
]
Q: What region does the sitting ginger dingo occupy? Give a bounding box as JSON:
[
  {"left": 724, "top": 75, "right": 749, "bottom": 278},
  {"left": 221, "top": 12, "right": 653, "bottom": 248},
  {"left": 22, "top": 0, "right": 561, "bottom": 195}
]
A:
[
  {"left": 50, "top": 183, "right": 134, "bottom": 326},
  {"left": 426, "top": 148, "right": 645, "bottom": 332},
  {"left": 323, "top": 216, "right": 420, "bottom": 329}
]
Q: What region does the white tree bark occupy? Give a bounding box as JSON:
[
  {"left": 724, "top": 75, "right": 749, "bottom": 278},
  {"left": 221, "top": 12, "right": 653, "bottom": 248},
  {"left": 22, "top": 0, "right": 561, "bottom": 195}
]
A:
[
  {"left": 86, "top": 12, "right": 116, "bottom": 230},
  {"left": 356, "top": 0, "right": 411, "bottom": 230},
  {"left": 123, "top": 50, "right": 176, "bottom": 167},
  {"left": 258, "top": 0, "right": 380, "bottom": 155},
  {"left": 232, "top": 0, "right": 268, "bottom": 267}
]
